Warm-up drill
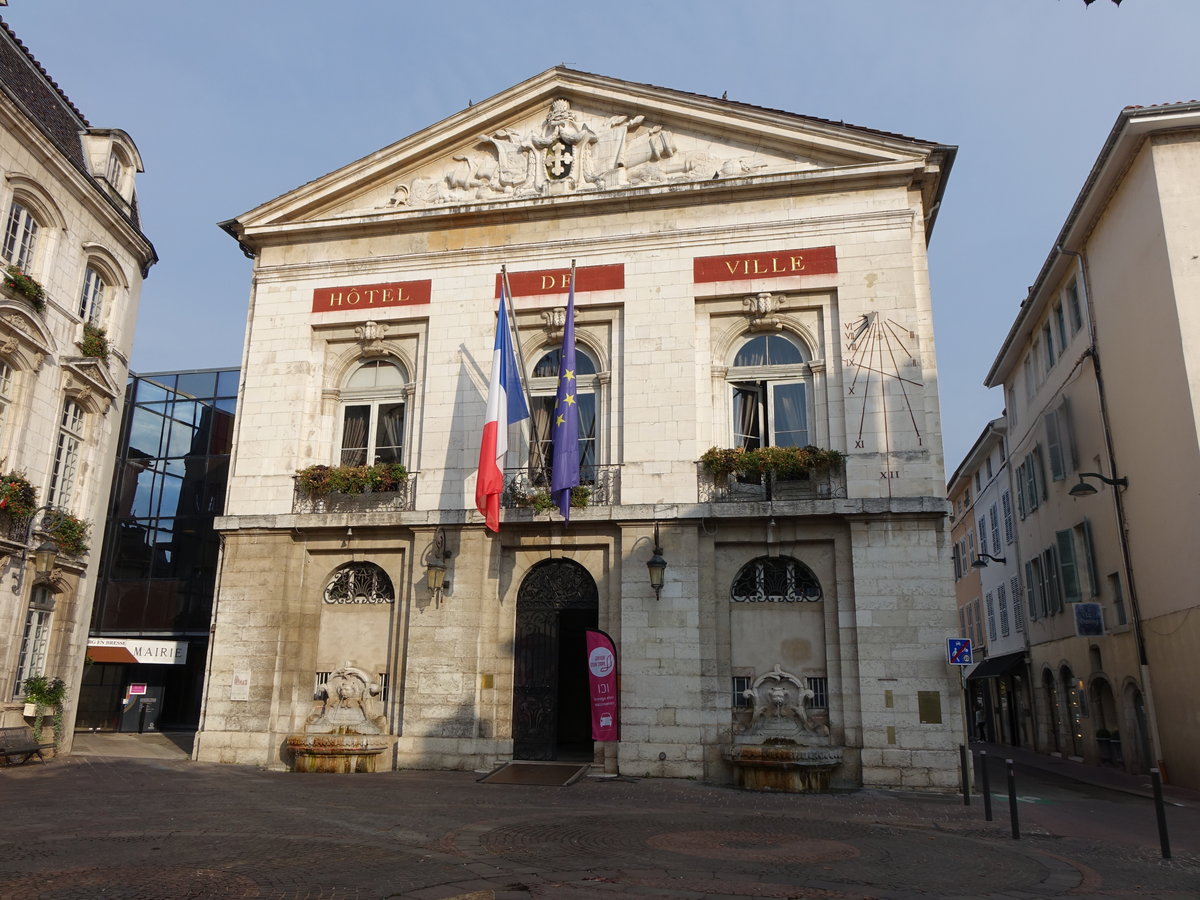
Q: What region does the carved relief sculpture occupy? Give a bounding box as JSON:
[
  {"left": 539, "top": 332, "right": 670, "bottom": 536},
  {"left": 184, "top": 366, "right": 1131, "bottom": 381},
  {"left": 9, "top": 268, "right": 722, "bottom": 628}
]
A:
[
  {"left": 740, "top": 664, "right": 829, "bottom": 738},
  {"left": 304, "top": 665, "right": 388, "bottom": 735},
  {"left": 383, "top": 99, "right": 771, "bottom": 209}
]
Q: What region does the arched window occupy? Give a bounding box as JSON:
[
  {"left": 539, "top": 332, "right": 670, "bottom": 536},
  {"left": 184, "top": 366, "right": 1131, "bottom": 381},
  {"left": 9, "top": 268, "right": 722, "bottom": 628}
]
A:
[
  {"left": 2, "top": 201, "right": 40, "bottom": 272},
  {"left": 730, "top": 555, "right": 823, "bottom": 603},
  {"left": 323, "top": 562, "right": 395, "bottom": 605},
  {"left": 78, "top": 265, "right": 106, "bottom": 325},
  {"left": 47, "top": 399, "right": 85, "bottom": 508},
  {"left": 529, "top": 345, "right": 599, "bottom": 481},
  {"left": 338, "top": 359, "right": 406, "bottom": 466},
  {"left": 728, "top": 333, "right": 812, "bottom": 450},
  {"left": 12, "top": 587, "right": 53, "bottom": 697}
]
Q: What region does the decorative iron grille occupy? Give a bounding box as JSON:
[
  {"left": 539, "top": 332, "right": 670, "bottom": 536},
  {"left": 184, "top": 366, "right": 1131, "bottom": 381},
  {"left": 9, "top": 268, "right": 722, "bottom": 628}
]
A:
[
  {"left": 730, "top": 556, "right": 823, "bottom": 603},
  {"left": 322, "top": 563, "right": 395, "bottom": 605},
  {"left": 293, "top": 475, "right": 416, "bottom": 514},
  {"left": 698, "top": 467, "right": 847, "bottom": 503}
]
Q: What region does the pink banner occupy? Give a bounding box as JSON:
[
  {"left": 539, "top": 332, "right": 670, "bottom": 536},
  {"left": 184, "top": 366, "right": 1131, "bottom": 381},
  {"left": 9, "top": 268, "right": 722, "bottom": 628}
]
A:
[{"left": 586, "top": 630, "right": 619, "bottom": 742}]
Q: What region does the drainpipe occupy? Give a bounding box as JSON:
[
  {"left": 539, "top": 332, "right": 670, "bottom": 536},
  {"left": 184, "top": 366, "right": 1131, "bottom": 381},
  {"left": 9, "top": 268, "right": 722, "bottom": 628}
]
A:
[{"left": 1057, "top": 244, "right": 1164, "bottom": 776}]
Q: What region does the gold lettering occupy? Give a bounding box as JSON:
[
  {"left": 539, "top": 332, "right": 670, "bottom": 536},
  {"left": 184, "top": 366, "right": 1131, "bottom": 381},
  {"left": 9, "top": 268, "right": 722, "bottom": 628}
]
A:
[
  {"left": 791, "top": 255, "right": 805, "bottom": 271},
  {"left": 327, "top": 292, "right": 342, "bottom": 307},
  {"left": 542, "top": 275, "right": 555, "bottom": 290},
  {"left": 381, "top": 288, "right": 393, "bottom": 303},
  {"left": 365, "top": 289, "right": 378, "bottom": 303},
  {"left": 560, "top": 273, "right": 570, "bottom": 288},
  {"left": 397, "top": 288, "right": 409, "bottom": 302},
  {"left": 751, "top": 259, "right": 766, "bottom": 274},
  {"left": 347, "top": 291, "right": 360, "bottom": 305},
  {"left": 724, "top": 260, "right": 742, "bottom": 275},
  {"left": 771, "top": 257, "right": 785, "bottom": 272}
]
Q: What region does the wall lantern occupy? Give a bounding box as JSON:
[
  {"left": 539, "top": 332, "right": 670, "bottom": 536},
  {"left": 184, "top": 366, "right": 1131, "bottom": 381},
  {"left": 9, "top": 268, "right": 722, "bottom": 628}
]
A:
[
  {"left": 971, "top": 553, "right": 1006, "bottom": 569},
  {"left": 33, "top": 537, "right": 60, "bottom": 579},
  {"left": 1068, "top": 472, "right": 1128, "bottom": 497},
  {"left": 646, "top": 522, "right": 667, "bottom": 600},
  {"left": 426, "top": 527, "right": 452, "bottom": 598}
]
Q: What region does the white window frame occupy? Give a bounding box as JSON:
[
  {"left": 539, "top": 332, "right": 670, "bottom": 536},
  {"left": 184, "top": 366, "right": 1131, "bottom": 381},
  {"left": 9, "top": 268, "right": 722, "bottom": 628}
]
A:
[
  {"left": 336, "top": 359, "right": 407, "bottom": 467},
  {"left": 78, "top": 265, "right": 106, "bottom": 325},
  {"left": 529, "top": 344, "right": 602, "bottom": 480},
  {"left": 12, "top": 590, "right": 52, "bottom": 698},
  {"left": 2, "top": 200, "right": 40, "bottom": 273},
  {"left": 47, "top": 398, "right": 85, "bottom": 509}
]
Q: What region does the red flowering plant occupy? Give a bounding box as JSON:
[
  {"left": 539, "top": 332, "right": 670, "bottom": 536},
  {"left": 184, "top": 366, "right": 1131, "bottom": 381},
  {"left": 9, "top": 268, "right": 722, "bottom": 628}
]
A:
[
  {"left": 0, "top": 472, "right": 38, "bottom": 521},
  {"left": 3, "top": 266, "right": 46, "bottom": 312}
]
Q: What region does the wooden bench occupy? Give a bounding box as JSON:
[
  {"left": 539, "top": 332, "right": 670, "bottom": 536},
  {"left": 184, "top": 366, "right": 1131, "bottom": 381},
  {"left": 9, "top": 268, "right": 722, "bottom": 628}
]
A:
[{"left": 0, "top": 725, "right": 54, "bottom": 765}]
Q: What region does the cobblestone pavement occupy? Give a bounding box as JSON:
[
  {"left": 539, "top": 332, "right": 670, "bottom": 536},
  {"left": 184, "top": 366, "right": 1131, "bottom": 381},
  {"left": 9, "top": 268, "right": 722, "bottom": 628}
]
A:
[{"left": 1, "top": 753, "right": 1198, "bottom": 899}]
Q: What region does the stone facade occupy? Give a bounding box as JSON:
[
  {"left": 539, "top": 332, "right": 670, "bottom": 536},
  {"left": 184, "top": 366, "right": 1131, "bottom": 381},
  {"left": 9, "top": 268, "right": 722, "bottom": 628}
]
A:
[
  {"left": 0, "top": 18, "right": 155, "bottom": 746},
  {"left": 196, "top": 69, "right": 962, "bottom": 789}
]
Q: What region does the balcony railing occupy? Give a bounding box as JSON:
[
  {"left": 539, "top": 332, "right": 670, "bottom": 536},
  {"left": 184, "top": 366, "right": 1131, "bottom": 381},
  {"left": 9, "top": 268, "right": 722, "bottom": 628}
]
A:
[
  {"left": 292, "top": 474, "right": 417, "bottom": 514},
  {"left": 502, "top": 464, "right": 621, "bottom": 509},
  {"left": 698, "top": 466, "right": 847, "bottom": 503}
]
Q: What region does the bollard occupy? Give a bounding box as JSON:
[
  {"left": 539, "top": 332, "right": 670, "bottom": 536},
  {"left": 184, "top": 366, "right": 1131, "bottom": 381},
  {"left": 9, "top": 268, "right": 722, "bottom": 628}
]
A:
[
  {"left": 960, "top": 744, "right": 970, "bottom": 805},
  {"left": 980, "top": 750, "right": 993, "bottom": 822},
  {"left": 1006, "top": 758, "right": 1019, "bottom": 840},
  {"left": 1151, "top": 768, "right": 1171, "bottom": 860}
]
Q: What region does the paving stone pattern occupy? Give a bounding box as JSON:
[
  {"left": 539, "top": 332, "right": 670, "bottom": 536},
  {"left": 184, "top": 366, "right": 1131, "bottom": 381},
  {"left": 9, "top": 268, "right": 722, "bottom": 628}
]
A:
[{"left": 0, "top": 756, "right": 1197, "bottom": 899}]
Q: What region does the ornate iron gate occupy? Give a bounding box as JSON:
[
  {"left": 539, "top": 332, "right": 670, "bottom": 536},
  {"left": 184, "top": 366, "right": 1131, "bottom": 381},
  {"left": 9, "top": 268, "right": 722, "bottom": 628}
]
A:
[{"left": 513, "top": 559, "right": 598, "bottom": 760}]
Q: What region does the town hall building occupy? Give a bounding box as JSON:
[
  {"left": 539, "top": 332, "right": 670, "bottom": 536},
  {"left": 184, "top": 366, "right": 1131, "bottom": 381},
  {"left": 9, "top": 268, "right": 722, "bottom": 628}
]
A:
[{"left": 195, "top": 69, "right": 962, "bottom": 790}]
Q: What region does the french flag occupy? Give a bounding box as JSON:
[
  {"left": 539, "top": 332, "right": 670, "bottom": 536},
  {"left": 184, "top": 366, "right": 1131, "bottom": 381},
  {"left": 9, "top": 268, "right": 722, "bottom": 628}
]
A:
[{"left": 476, "top": 282, "right": 529, "bottom": 532}]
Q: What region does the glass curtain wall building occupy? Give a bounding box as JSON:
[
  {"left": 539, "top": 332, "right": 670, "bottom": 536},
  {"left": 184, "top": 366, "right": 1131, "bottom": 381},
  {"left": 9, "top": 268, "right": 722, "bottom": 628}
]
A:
[{"left": 78, "top": 369, "right": 238, "bottom": 731}]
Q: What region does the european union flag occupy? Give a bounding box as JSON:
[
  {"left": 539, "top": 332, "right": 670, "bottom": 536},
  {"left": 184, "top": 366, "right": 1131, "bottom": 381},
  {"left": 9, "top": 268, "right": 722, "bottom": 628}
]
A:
[{"left": 550, "top": 268, "right": 580, "bottom": 519}]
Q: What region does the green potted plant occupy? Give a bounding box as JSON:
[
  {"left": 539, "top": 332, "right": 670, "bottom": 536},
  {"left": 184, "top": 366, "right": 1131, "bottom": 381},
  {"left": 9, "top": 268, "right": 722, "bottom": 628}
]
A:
[
  {"left": 3, "top": 265, "right": 45, "bottom": 312},
  {"left": 46, "top": 511, "right": 91, "bottom": 558},
  {"left": 22, "top": 674, "right": 68, "bottom": 747},
  {"left": 79, "top": 322, "right": 109, "bottom": 361},
  {"left": 296, "top": 462, "right": 408, "bottom": 498},
  {"left": 570, "top": 485, "right": 591, "bottom": 509}
]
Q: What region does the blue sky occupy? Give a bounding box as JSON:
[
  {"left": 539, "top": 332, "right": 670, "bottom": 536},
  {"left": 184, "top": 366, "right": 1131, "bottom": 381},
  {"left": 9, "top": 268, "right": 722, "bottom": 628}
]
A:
[{"left": 4, "top": 0, "right": 1196, "bottom": 466}]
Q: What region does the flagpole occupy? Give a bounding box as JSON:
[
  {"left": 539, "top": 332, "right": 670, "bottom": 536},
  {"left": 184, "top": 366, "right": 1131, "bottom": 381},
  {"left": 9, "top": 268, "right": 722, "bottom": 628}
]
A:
[{"left": 501, "top": 266, "right": 543, "bottom": 476}]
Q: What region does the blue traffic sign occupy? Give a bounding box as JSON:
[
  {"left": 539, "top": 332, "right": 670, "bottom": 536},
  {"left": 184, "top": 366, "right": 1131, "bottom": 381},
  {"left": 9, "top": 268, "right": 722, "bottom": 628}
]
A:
[{"left": 947, "top": 638, "right": 973, "bottom": 666}]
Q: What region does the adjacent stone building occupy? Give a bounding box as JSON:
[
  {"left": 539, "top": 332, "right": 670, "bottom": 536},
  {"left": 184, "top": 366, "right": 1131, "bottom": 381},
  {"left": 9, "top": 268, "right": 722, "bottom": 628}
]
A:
[
  {"left": 196, "top": 69, "right": 962, "bottom": 789},
  {"left": 0, "top": 17, "right": 155, "bottom": 746},
  {"left": 984, "top": 101, "right": 1200, "bottom": 787}
]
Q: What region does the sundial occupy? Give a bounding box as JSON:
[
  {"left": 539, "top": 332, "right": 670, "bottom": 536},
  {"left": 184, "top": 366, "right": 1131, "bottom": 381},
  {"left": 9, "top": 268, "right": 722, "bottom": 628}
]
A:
[{"left": 843, "top": 311, "right": 924, "bottom": 462}]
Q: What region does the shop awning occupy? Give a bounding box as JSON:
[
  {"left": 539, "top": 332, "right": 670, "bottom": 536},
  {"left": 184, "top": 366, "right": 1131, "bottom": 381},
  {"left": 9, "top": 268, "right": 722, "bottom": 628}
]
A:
[{"left": 967, "top": 651, "right": 1026, "bottom": 680}]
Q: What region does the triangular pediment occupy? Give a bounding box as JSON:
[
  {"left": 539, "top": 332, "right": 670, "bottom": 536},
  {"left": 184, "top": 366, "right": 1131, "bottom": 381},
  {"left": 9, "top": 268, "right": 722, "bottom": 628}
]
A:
[{"left": 231, "top": 68, "right": 945, "bottom": 235}]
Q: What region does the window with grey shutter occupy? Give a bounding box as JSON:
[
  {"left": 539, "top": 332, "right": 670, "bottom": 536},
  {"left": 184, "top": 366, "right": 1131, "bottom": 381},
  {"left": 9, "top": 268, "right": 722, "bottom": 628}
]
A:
[
  {"left": 990, "top": 504, "right": 1001, "bottom": 553},
  {"left": 1079, "top": 519, "right": 1098, "bottom": 597},
  {"left": 1011, "top": 574, "right": 1025, "bottom": 631},
  {"left": 1056, "top": 529, "right": 1081, "bottom": 604},
  {"left": 1045, "top": 411, "right": 1065, "bottom": 481},
  {"left": 1002, "top": 491, "right": 1014, "bottom": 543}
]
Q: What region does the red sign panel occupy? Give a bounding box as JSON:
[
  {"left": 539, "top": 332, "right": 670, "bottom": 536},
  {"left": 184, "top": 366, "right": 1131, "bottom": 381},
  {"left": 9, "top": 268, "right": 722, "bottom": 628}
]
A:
[
  {"left": 497, "top": 264, "right": 624, "bottom": 297},
  {"left": 586, "top": 629, "right": 620, "bottom": 742},
  {"left": 311, "top": 280, "right": 431, "bottom": 313},
  {"left": 693, "top": 246, "right": 838, "bottom": 283}
]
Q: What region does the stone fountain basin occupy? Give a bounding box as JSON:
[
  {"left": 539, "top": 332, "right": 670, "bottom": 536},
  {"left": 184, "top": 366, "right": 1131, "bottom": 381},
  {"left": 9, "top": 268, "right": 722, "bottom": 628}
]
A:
[
  {"left": 285, "top": 734, "right": 391, "bottom": 773},
  {"left": 724, "top": 743, "right": 844, "bottom": 792}
]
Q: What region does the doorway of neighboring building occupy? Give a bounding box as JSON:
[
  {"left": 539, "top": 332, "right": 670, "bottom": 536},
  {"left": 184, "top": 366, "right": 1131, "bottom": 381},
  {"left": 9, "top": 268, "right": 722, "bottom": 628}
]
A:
[{"left": 512, "top": 558, "right": 598, "bottom": 761}]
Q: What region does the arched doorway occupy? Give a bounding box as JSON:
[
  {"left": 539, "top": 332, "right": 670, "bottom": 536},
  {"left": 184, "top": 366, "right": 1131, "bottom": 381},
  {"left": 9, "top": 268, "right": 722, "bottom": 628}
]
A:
[{"left": 512, "top": 559, "right": 599, "bottom": 761}]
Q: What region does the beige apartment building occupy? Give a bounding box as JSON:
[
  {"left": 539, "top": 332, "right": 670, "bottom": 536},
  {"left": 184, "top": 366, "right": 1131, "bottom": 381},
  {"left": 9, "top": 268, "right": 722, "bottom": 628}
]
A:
[
  {"left": 948, "top": 418, "right": 1032, "bottom": 750},
  {"left": 985, "top": 101, "right": 1200, "bottom": 787},
  {"left": 0, "top": 18, "right": 155, "bottom": 746},
  {"left": 196, "top": 69, "right": 964, "bottom": 789}
]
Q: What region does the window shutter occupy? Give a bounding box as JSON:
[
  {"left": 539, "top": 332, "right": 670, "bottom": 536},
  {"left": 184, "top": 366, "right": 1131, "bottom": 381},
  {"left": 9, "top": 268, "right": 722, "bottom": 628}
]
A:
[
  {"left": 1080, "top": 519, "right": 1099, "bottom": 597},
  {"left": 1045, "top": 411, "right": 1065, "bottom": 481},
  {"left": 1056, "top": 529, "right": 1081, "bottom": 604}
]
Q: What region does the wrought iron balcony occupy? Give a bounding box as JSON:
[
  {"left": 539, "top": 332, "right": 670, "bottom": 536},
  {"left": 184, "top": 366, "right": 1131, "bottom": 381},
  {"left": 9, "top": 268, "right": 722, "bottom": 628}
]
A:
[
  {"left": 502, "top": 464, "right": 620, "bottom": 509},
  {"left": 698, "top": 466, "right": 847, "bottom": 503},
  {"left": 292, "top": 474, "right": 417, "bottom": 514}
]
